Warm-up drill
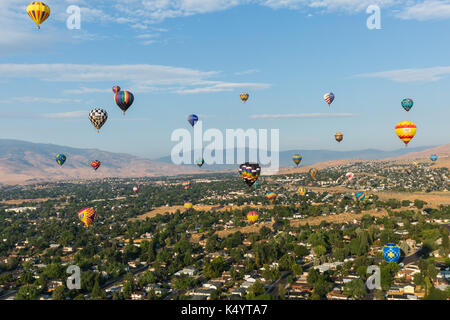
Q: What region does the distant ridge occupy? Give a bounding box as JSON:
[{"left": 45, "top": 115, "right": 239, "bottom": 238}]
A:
[{"left": 0, "top": 139, "right": 202, "bottom": 185}]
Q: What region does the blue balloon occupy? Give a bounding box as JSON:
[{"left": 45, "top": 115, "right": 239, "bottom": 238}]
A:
[
  {"left": 187, "top": 114, "right": 198, "bottom": 127},
  {"left": 430, "top": 154, "right": 438, "bottom": 162},
  {"left": 56, "top": 154, "right": 66, "bottom": 166},
  {"left": 383, "top": 243, "right": 401, "bottom": 263}
]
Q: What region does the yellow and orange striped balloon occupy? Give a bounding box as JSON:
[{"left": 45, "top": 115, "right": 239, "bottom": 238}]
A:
[
  {"left": 395, "top": 121, "right": 417, "bottom": 147},
  {"left": 27, "top": 2, "right": 51, "bottom": 29},
  {"left": 247, "top": 211, "right": 259, "bottom": 223}
]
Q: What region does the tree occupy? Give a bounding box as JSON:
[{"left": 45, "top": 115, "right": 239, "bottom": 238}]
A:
[
  {"left": 278, "top": 284, "right": 286, "bottom": 300},
  {"left": 52, "top": 285, "right": 66, "bottom": 300},
  {"left": 91, "top": 279, "right": 105, "bottom": 300},
  {"left": 15, "top": 285, "right": 38, "bottom": 300},
  {"left": 344, "top": 279, "right": 367, "bottom": 299}
]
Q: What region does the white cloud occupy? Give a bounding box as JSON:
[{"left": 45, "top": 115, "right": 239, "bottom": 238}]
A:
[
  {"left": 235, "top": 69, "right": 260, "bottom": 76},
  {"left": 0, "top": 63, "right": 270, "bottom": 94},
  {"left": 42, "top": 111, "right": 87, "bottom": 118},
  {"left": 355, "top": 66, "right": 450, "bottom": 82},
  {"left": 5, "top": 97, "right": 81, "bottom": 104},
  {"left": 396, "top": 0, "right": 450, "bottom": 21},
  {"left": 250, "top": 113, "right": 358, "bottom": 119}
]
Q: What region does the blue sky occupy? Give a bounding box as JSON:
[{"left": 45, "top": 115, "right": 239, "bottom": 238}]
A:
[{"left": 1, "top": 0, "right": 450, "bottom": 159}]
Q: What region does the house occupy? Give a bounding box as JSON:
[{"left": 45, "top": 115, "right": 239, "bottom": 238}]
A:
[
  {"left": 174, "top": 266, "right": 198, "bottom": 277},
  {"left": 131, "top": 292, "right": 145, "bottom": 300},
  {"left": 326, "top": 291, "right": 349, "bottom": 300}
]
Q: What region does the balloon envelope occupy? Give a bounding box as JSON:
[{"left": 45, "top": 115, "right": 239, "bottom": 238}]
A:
[
  {"left": 240, "top": 92, "right": 249, "bottom": 103},
  {"left": 196, "top": 158, "right": 205, "bottom": 167},
  {"left": 184, "top": 202, "right": 193, "bottom": 209},
  {"left": 187, "top": 114, "right": 199, "bottom": 127},
  {"left": 310, "top": 168, "right": 318, "bottom": 179},
  {"left": 247, "top": 211, "right": 259, "bottom": 223},
  {"left": 298, "top": 187, "right": 308, "bottom": 196},
  {"left": 266, "top": 192, "right": 277, "bottom": 203},
  {"left": 335, "top": 132, "right": 343, "bottom": 143},
  {"left": 324, "top": 92, "right": 335, "bottom": 105},
  {"left": 182, "top": 181, "right": 191, "bottom": 189},
  {"left": 395, "top": 121, "right": 417, "bottom": 146},
  {"left": 89, "top": 109, "right": 108, "bottom": 131},
  {"left": 78, "top": 208, "right": 97, "bottom": 228},
  {"left": 91, "top": 160, "right": 101, "bottom": 171},
  {"left": 346, "top": 172, "right": 354, "bottom": 182},
  {"left": 56, "top": 154, "right": 66, "bottom": 166},
  {"left": 430, "top": 154, "right": 438, "bottom": 162},
  {"left": 27, "top": 2, "right": 50, "bottom": 29},
  {"left": 239, "top": 163, "right": 261, "bottom": 187},
  {"left": 112, "top": 86, "right": 121, "bottom": 94},
  {"left": 292, "top": 154, "right": 302, "bottom": 166},
  {"left": 383, "top": 244, "right": 401, "bottom": 263},
  {"left": 401, "top": 98, "right": 414, "bottom": 112},
  {"left": 115, "top": 91, "right": 134, "bottom": 114},
  {"left": 355, "top": 192, "right": 366, "bottom": 201}
]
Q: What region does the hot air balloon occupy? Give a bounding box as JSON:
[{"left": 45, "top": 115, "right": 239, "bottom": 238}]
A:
[
  {"left": 266, "top": 192, "right": 277, "bottom": 203},
  {"left": 401, "top": 98, "right": 414, "bottom": 112},
  {"left": 430, "top": 154, "right": 438, "bottom": 162},
  {"left": 309, "top": 168, "right": 318, "bottom": 179},
  {"left": 112, "top": 86, "right": 121, "bottom": 94},
  {"left": 346, "top": 172, "right": 354, "bottom": 182},
  {"left": 115, "top": 90, "right": 134, "bottom": 115},
  {"left": 247, "top": 211, "right": 259, "bottom": 223},
  {"left": 133, "top": 186, "right": 139, "bottom": 193},
  {"left": 196, "top": 158, "right": 205, "bottom": 167},
  {"left": 298, "top": 187, "right": 308, "bottom": 196},
  {"left": 184, "top": 202, "right": 193, "bottom": 210},
  {"left": 324, "top": 92, "right": 335, "bottom": 106},
  {"left": 355, "top": 192, "right": 366, "bottom": 201},
  {"left": 182, "top": 181, "right": 191, "bottom": 190},
  {"left": 78, "top": 208, "right": 97, "bottom": 228},
  {"left": 413, "top": 162, "right": 418, "bottom": 167},
  {"left": 91, "top": 160, "right": 101, "bottom": 171},
  {"left": 292, "top": 154, "right": 302, "bottom": 167},
  {"left": 240, "top": 92, "right": 249, "bottom": 103},
  {"left": 335, "top": 132, "right": 343, "bottom": 143},
  {"left": 383, "top": 244, "right": 401, "bottom": 263},
  {"left": 395, "top": 121, "right": 417, "bottom": 147},
  {"left": 56, "top": 154, "right": 66, "bottom": 166},
  {"left": 27, "top": 2, "right": 50, "bottom": 29},
  {"left": 239, "top": 163, "right": 261, "bottom": 187},
  {"left": 187, "top": 114, "right": 198, "bottom": 127},
  {"left": 89, "top": 109, "right": 108, "bottom": 132},
  {"left": 406, "top": 169, "right": 412, "bottom": 175}
]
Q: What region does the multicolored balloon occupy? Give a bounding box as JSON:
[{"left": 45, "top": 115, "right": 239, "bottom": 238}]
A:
[
  {"left": 187, "top": 114, "right": 198, "bottom": 127},
  {"left": 335, "top": 132, "right": 343, "bottom": 143},
  {"left": 265, "top": 192, "right": 277, "bottom": 203},
  {"left": 406, "top": 169, "right": 412, "bottom": 175},
  {"left": 324, "top": 92, "right": 335, "bottom": 106},
  {"left": 401, "top": 98, "right": 414, "bottom": 112},
  {"left": 27, "top": 2, "right": 50, "bottom": 29},
  {"left": 346, "top": 172, "right": 354, "bottom": 182},
  {"left": 91, "top": 160, "right": 101, "bottom": 171},
  {"left": 115, "top": 91, "right": 134, "bottom": 115},
  {"left": 355, "top": 192, "right": 366, "bottom": 201},
  {"left": 292, "top": 154, "right": 302, "bottom": 167},
  {"left": 56, "top": 154, "right": 66, "bottom": 166},
  {"left": 239, "top": 163, "right": 261, "bottom": 187},
  {"left": 298, "top": 187, "right": 308, "bottom": 196},
  {"left": 383, "top": 244, "right": 401, "bottom": 263},
  {"left": 133, "top": 186, "right": 139, "bottom": 193},
  {"left": 182, "top": 181, "right": 191, "bottom": 190},
  {"left": 89, "top": 109, "right": 108, "bottom": 132},
  {"left": 309, "top": 168, "right": 318, "bottom": 179},
  {"left": 395, "top": 121, "right": 417, "bottom": 147},
  {"left": 196, "top": 158, "right": 205, "bottom": 167},
  {"left": 247, "top": 211, "right": 259, "bottom": 223},
  {"left": 240, "top": 92, "right": 249, "bottom": 103},
  {"left": 430, "top": 154, "right": 438, "bottom": 162},
  {"left": 184, "top": 202, "right": 193, "bottom": 210},
  {"left": 78, "top": 208, "right": 97, "bottom": 228},
  {"left": 112, "top": 86, "right": 121, "bottom": 94}
]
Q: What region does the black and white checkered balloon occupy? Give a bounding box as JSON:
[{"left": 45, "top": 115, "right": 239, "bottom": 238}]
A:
[{"left": 89, "top": 109, "right": 108, "bottom": 131}]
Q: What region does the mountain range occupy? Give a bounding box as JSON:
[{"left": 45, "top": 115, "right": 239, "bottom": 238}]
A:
[{"left": 0, "top": 139, "right": 447, "bottom": 185}]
